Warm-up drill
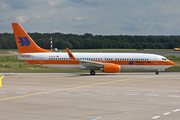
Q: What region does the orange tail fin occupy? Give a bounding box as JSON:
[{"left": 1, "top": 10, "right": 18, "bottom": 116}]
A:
[{"left": 11, "top": 23, "right": 53, "bottom": 53}]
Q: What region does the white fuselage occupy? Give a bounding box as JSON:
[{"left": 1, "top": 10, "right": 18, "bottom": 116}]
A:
[{"left": 17, "top": 52, "right": 174, "bottom": 71}]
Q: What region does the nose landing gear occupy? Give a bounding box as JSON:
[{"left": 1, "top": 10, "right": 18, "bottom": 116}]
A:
[{"left": 155, "top": 70, "right": 159, "bottom": 75}]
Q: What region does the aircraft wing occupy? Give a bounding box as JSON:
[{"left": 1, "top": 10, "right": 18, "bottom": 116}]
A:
[
  {"left": 79, "top": 60, "right": 114, "bottom": 68},
  {"left": 79, "top": 60, "right": 105, "bottom": 68},
  {"left": 66, "top": 48, "right": 113, "bottom": 68}
]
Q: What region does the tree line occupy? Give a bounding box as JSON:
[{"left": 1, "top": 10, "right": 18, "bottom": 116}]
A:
[{"left": 0, "top": 33, "right": 180, "bottom": 49}]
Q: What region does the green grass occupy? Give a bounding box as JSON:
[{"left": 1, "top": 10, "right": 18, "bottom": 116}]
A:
[
  {"left": 165, "top": 66, "right": 180, "bottom": 72},
  {"left": 165, "top": 55, "right": 180, "bottom": 62},
  {"left": 3, "top": 49, "right": 174, "bottom": 53},
  {"left": 0, "top": 55, "right": 90, "bottom": 73},
  {"left": 0, "top": 49, "right": 18, "bottom": 54},
  {"left": 56, "top": 49, "right": 173, "bottom": 52}
]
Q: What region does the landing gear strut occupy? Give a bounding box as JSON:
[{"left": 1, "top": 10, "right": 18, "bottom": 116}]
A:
[
  {"left": 90, "top": 70, "right": 95, "bottom": 75},
  {"left": 155, "top": 70, "right": 159, "bottom": 75}
]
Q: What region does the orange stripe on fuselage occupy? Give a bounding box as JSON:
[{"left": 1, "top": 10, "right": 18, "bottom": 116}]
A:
[{"left": 23, "top": 60, "right": 171, "bottom": 65}]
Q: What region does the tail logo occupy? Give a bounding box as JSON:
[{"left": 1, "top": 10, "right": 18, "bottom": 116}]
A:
[{"left": 18, "top": 37, "right": 31, "bottom": 46}]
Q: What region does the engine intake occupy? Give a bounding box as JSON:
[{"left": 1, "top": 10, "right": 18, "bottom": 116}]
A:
[{"left": 103, "top": 64, "right": 121, "bottom": 73}]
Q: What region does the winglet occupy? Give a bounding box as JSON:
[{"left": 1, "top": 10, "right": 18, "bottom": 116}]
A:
[
  {"left": 66, "top": 47, "right": 76, "bottom": 60},
  {"left": 0, "top": 75, "right": 4, "bottom": 87}
]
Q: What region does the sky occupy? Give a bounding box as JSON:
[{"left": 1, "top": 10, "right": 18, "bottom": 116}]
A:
[{"left": 1, "top": 0, "right": 180, "bottom": 35}]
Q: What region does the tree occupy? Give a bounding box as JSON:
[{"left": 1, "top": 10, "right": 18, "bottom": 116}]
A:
[{"left": 0, "top": 36, "right": 9, "bottom": 49}]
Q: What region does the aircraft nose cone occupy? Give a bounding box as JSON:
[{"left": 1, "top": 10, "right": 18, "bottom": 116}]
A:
[{"left": 169, "top": 61, "right": 174, "bottom": 65}]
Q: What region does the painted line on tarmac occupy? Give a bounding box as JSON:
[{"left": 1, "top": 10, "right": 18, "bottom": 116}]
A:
[
  {"left": 91, "top": 117, "right": 102, "bottom": 120},
  {"left": 57, "top": 93, "right": 69, "bottom": 95},
  {"left": 152, "top": 116, "right": 160, "bottom": 119},
  {"left": 1, "top": 88, "right": 180, "bottom": 92},
  {"left": 124, "top": 94, "right": 139, "bottom": 96},
  {"left": 79, "top": 93, "right": 92, "bottom": 95},
  {"left": 146, "top": 94, "right": 159, "bottom": 96},
  {"left": 163, "top": 112, "right": 171, "bottom": 115},
  {"left": 0, "top": 92, "right": 6, "bottom": 93},
  {"left": 101, "top": 93, "right": 116, "bottom": 95},
  {"left": 0, "top": 76, "right": 156, "bottom": 101},
  {"left": 168, "top": 95, "right": 179, "bottom": 97},
  {"left": 152, "top": 109, "right": 180, "bottom": 119},
  {"left": 15, "top": 92, "right": 27, "bottom": 94},
  {"left": 173, "top": 109, "right": 180, "bottom": 112}
]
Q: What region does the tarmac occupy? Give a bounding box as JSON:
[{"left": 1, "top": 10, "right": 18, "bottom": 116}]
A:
[
  {"left": 142, "top": 51, "right": 180, "bottom": 56},
  {"left": 0, "top": 72, "right": 180, "bottom": 120}
]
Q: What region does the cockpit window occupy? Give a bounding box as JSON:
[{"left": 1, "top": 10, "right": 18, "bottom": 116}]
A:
[{"left": 162, "top": 58, "right": 167, "bottom": 60}]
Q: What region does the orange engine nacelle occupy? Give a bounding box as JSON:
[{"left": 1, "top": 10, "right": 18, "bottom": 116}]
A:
[{"left": 103, "top": 64, "right": 121, "bottom": 73}]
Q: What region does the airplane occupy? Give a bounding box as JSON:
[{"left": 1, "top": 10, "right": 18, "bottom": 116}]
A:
[{"left": 11, "top": 23, "right": 174, "bottom": 75}]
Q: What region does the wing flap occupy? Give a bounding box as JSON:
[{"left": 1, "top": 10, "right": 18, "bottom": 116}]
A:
[{"left": 80, "top": 60, "right": 104, "bottom": 68}]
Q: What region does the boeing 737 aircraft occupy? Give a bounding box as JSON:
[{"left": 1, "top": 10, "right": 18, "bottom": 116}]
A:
[{"left": 11, "top": 23, "right": 174, "bottom": 75}]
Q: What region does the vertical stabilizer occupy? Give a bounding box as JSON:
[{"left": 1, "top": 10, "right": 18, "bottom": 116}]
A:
[{"left": 12, "top": 23, "right": 53, "bottom": 53}]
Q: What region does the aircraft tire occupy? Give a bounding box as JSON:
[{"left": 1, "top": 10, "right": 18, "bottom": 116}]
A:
[
  {"left": 156, "top": 71, "right": 159, "bottom": 75},
  {"left": 90, "top": 70, "right": 95, "bottom": 75}
]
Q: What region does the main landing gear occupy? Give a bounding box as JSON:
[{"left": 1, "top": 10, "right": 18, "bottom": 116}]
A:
[
  {"left": 90, "top": 70, "right": 95, "bottom": 75},
  {"left": 155, "top": 70, "right": 159, "bottom": 75}
]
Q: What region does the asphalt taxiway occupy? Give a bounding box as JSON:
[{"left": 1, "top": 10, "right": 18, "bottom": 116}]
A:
[{"left": 0, "top": 72, "right": 180, "bottom": 120}]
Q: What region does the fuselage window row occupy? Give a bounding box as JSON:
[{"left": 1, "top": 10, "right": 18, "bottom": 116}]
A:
[{"left": 49, "top": 58, "right": 149, "bottom": 61}]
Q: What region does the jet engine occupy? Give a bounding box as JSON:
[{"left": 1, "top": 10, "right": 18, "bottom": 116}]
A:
[{"left": 103, "top": 64, "right": 121, "bottom": 73}]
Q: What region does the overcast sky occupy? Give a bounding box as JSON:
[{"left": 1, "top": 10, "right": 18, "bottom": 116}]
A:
[{"left": 1, "top": 0, "right": 180, "bottom": 35}]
